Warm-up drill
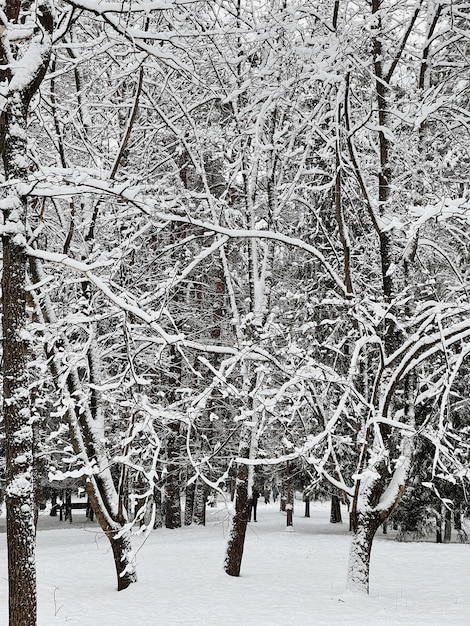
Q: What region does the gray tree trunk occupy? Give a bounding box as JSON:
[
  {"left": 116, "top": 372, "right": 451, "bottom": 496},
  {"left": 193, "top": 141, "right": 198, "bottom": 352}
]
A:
[
  {"left": 153, "top": 487, "right": 164, "bottom": 529},
  {"left": 193, "top": 479, "right": 207, "bottom": 526},
  {"left": 444, "top": 507, "right": 452, "bottom": 543},
  {"left": 184, "top": 481, "right": 196, "bottom": 525}
]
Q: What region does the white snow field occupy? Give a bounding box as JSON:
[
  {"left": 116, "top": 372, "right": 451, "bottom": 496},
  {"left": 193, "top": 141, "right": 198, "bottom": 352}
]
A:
[{"left": 1, "top": 498, "right": 469, "bottom": 625}]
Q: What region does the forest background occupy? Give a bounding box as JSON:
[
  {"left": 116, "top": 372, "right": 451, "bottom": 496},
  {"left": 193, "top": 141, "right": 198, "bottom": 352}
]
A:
[{"left": 0, "top": 1, "right": 469, "bottom": 624}]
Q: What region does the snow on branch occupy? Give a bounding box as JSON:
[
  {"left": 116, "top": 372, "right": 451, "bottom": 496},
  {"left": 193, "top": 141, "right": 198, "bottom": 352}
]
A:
[
  {"left": 62, "top": 0, "right": 197, "bottom": 71},
  {"left": 10, "top": 162, "right": 351, "bottom": 294},
  {"left": 373, "top": 440, "right": 411, "bottom": 515},
  {"left": 409, "top": 197, "right": 470, "bottom": 233},
  {"left": 26, "top": 246, "right": 280, "bottom": 363},
  {"left": 380, "top": 316, "right": 470, "bottom": 419},
  {"left": 23, "top": 173, "right": 348, "bottom": 294},
  {"left": 27, "top": 247, "right": 183, "bottom": 345}
]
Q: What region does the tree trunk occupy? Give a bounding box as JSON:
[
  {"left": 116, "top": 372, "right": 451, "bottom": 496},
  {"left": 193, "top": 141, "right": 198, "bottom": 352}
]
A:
[
  {"left": 224, "top": 465, "right": 250, "bottom": 576},
  {"left": 224, "top": 380, "right": 259, "bottom": 576},
  {"left": 164, "top": 421, "right": 182, "bottom": 529},
  {"left": 330, "top": 494, "right": 342, "bottom": 523},
  {"left": 454, "top": 505, "right": 467, "bottom": 542},
  {"left": 193, "top": 479, "right": 207, "bottom": 526},
  {"left": 153, "top": 487, "right": 164, "bottom": 529},
  {"left": 110, "top": 531, "right": 138, "bottom": 591},
  {"left": 444, "top": 506, "right": 452, "bottom": 543},
  {"left": 50, "top": 492, "right": 58, "bottom": 516},
  {"left": 286, "top": 503, "right": 293, "bottom": 527},
  {"left": 1, "top": 2, "right": 52, "bottom": 619},
  {"left": 285, "top": 460, "right": 293, "bottom": 527},
  {"left": 436, "top": 512, "right": 443, "bottom": 544},
  {"left": 3, "top": 219, "right": 37, "bottom": 624},
  {"left": 84, "top": 481, "right": 137, "bottom": 590},
  {"left": 184, "top": 481, "right": 196, "bottom": 525},
  {"left": 347, "top": 512, "right": 381, "bottom": 594}
]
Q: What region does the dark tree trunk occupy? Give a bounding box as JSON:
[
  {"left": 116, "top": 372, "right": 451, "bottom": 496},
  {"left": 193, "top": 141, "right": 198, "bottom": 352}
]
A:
[
  {"left": 1, "top": 3, "right": 52, "bottom": 618},
  {"left": 436, "top": 504, "right": 445, "bottom": 543},
  {"left": 65, "top": 491, "right": 72, "bottom": 523},
  {"left": 153, "top": 487, "right": 164, "bottom": 529},
  {"left": 224, "top": 466, "right": 250, "bottom": 576},
  {"left": 454, "top": 505, "right": 467, "bottom": 542},
  {"left": 223, "top": 302, "right": 261, "bottom": 573},
  {"left": 286, "top": 504, "right": 293, "bottom": 527},
  {"left": 285, "top": 460, "right": 293, "bottom": 527},
  {"left": 50, "top": 492, "right": 58, "bottom": 516},
  {"left": 86, "top": 500, "right": 94, "bottom": 521},
  {"left": 330, "top": 494, "right": 342, "bottom": 523},
  {"left": 184, "top": 481, "right": 196, "bottom": 525},
  {"left": 164, "top": 421, "right": 182, "bottom": 529},
  {"left": 3, "top": 214, "right": 37, "bottom": 623},
  {"left": 304, "top": 497, "right": 310, "bottom": 518},
  {"left": 110, "top": 531, "right": 137, "bottom": 591},
  {"left": 444, "top": 507, "right": 452, "bottom": 543},
  {"left": 193, "top": 479, "right": 207, "bottom": 526},
  {"left": 164, "top": 335, "right": 183, "bottom": 530}
]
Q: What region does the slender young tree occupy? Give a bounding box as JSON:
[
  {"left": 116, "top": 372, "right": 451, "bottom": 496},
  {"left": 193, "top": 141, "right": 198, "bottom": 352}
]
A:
[{"left": 28, "top": 256, "right": 138, "bottom": 590}]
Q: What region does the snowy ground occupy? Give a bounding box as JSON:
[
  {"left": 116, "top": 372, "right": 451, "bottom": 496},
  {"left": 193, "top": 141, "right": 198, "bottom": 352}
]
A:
[{"left": 1, "top": 498, "right": 469, "bottom": 625}]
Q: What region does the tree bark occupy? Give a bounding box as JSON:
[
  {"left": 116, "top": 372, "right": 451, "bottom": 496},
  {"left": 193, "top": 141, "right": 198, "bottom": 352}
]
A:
[
  {"left": 184, "top": 481, "right": 196, "bottom": 525},
  {"left": 444, "top": 507, "right": 452, "bottom": 543},
  {"left": 153, "top": 486, "right": 164, "bottom": 529},
  {"left": 1, "top": 1, "right": 53, "bottom": 619},
  {"left": 330, "top": 494, "right": 342, "bottom": 523},
  {"left": 3, "top": 203, "right": 37, "bottom": 624},
  {"left": 224, "top": 365, "right": 260, "bottom": 576},
  {"left": 304, "top": 497, "right": 310, "bottom": 518},
  {"left": 110, "top": 530, "right": 137, "bottom": 591},
  {"left": 164, "top": 420, "right": 182, "bottom": 529},
  {"left": 193, "top": 479, "right": 207, "bottom": 526},
  {"left": 347, "top": 511, "right": 381, "bottom": 594},
  {"left": 224, "top": 465, "right": 250, "bottom": 576},
  {"left": 285, "top": 460, "right": 293, "bottom": 527}
]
